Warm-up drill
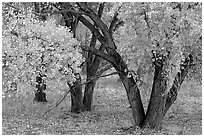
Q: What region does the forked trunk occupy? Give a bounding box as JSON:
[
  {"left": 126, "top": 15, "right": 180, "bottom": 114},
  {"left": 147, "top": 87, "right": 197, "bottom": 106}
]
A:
[{"left": 142, "top": 54, "right": 193, "bottom": 129}]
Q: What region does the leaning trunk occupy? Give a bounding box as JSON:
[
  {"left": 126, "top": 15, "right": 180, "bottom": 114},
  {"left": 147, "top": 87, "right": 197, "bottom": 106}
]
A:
[
  {"left": 70, "top": 73, "right": 84, "bottom": 113},
  {"left": 164, "top": 54, "right": 193, "bottom": 114},
  {"left": 34, "top": 74, "right": 48, "bottom": 102},
  {"left": 120, "top": 74, "right": 145, "bottom": 126}
]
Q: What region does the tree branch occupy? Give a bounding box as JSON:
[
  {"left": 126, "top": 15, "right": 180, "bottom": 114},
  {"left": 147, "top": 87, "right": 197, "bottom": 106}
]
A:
[
  {"left": 87, "top": 2, "right": 105, "bottom": 68},
  {"left": 96, "top": 62, "right": 113, "bottom": 76},
  {"left": 77, "top": 16, "right": 106, "bottom": 45},
  {"left": 97, "top": 2, "right": 105, "bottom": 18},
  {"left": 80, "top": 45, "right": 116, "bottom": 65},
  {"left": 164, "top": 54, "right": 193, "bottom": 114},
  {"left": 77, "top": 2, "right": 117, "bottom": 50},
  {"left": 109, "top": 4, "right": 123, "bottom": 35},
  {"left": 41, "top": 71, "right": 118, "bottom": 117}
]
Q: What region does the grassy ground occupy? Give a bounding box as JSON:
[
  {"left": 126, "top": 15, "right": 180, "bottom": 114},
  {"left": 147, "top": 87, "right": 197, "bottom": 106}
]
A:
[{"left": 2, "top": 76, "right": 202, "bottom": 135}]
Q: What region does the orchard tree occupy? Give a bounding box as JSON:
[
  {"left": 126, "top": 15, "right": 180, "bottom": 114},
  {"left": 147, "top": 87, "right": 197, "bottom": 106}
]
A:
[
  {"left": 2, "top": 3, "right": 84, "bottom": 103},
  {"left": 2, "top": 2, "right": 201, "bottom": 130},
  {"left": 52, "top": 2, "right": 123, "bottom": 111},
  {"left": 55, "top": 2, "right": 201, "bottom": 129}
]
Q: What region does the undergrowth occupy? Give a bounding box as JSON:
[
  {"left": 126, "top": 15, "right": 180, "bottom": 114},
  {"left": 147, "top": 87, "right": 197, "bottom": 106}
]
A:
[{"left": 2, "top": 77, "right": 202, "bottom": 135}]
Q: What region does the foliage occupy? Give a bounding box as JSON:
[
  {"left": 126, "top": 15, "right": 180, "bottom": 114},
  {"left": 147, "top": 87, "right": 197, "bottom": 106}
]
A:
[
  {"left": 1, "top": 2, "right": 202, "bottom": 132},
  {"left": 2, "top": 3, "right": 84, "bottom": 95},
  {"left": 113, "top": 2, "right": 202, "bottom": 90}
]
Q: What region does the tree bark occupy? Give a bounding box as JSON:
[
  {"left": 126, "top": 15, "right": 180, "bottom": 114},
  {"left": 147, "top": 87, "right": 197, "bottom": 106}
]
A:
[
  {"left": 83, "top": 79, "right": 96, "bottom": 111},
  {"left": 34, "top": 74, "right": 48, "bottom": 102},
  {"left": 120, "top": 73, "right": 145, "bottom": 126},
  {"left": 76, "top": 3, "right": 146, "bottom": 126},
  {"left": 141, "top": 62, "right": 168, "bottom": 130},
  {"left": 164, "top": 54, "right": 193, "bottom": 114},
  {"left": 83, "top": 3, "right": 113, "bottom": 111},
  {"left": 70, "top": 73, "right": 84, "bottom": 113},
  {"left": 142, "top": 54, "right": 193, "bottom": 129}
]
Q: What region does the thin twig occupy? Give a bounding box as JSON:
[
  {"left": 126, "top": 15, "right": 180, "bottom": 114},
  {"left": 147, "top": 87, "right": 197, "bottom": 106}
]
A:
[{"left": 41, "top": 71, "right": 119, "bottom": 117}]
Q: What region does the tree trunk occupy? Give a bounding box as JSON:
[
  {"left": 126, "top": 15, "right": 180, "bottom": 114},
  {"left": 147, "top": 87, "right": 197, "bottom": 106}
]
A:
[
  {"left": 164, "top": 54, "right": 193, "bottom": 114},
  {"left": 82, "top": 57, "right": 99, "bottom": 111},
  {"left": 70, "top": 73, "right": 84, "bottom": 113},
  {"left": 82, "top": 3, "right": 105, "bottom": 111},
  {"left": 142, "top": 54, "right": 193, "bottom": 129},
  {"left": 83, "top": 80, "right": 96, "bottom": 111},
  {"left": 34, "top": 74, "right": 48, "bottom": 102},
  {"left": 120, "top": 74, "right": 145, "bottom": 126},
  {"left": 141, "top": 63, "right": 168, "bottom": 130},
  {"left": 83, "top": 61, "right": 112, "bottom": 111}
]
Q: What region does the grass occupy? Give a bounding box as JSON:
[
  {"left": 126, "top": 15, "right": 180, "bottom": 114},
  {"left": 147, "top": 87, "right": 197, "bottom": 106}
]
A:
[{"left": 2, "top": 76, "right": 202, "bottom": 135}]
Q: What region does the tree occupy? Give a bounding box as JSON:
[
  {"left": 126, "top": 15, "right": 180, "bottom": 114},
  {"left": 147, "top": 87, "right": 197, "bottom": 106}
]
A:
[
  {"left": 60, "top": 2, "right": 201, "bottom": 129},
  {"left": 3, "top": 2, "right": 201, "bottom": 130},
  {"left": 2, "top": 2, "right": 84, "bottom": 103},
  {"left": 55, "top": 2, "right": 123, "bottom": 111}
]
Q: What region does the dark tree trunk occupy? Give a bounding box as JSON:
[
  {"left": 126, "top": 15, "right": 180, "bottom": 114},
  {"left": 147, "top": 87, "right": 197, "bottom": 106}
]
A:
[
  {"left": 164, "top": 54, "right": 193, "bottom": 114},
  {"left": 34, "top": 74, "right": 48, "bottom": 102},
  {"left": 141, "top": 54, "right": 193, "bottom": 129},
  {"left": 61, "top": 3, "right": 196, "bottom": 130},
  {"left": 70, "top": 73, "right": 84, "bottom": 113},
  {"left": 82, "top": 3, "right": 105, "bottom": 111},
  {"left": 120, "top": 74, "right": 145, "bottom": 126},
  {"left": 75, "top": 3, "right": 146, "bottom": 126},
  {"left": 141, "top": 63, "right": 168, "bottom": 129},
  {"left": 82, "top": 57, "right": 100, "bottom": 111},
  {"left": 83, "top": 80, "right": 96, "bottom": 111}
]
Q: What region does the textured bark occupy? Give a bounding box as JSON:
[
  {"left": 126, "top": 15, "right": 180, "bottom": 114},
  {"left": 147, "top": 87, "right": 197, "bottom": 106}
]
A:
[
  {"left": 142, "top": 54, "right": 193, "bottom": 129},
  {"left": 34, "top": 74, "right": 48, "bottom": 102},
  {"left": 164, "top": 54, "right": 193, "bottom": 114},
  {"left": 83, "top": 80, "right": 96, "bottom": 111},
  {"left": 70, "top": 74, "right": 84, "bottom": 113},
  {"left": 141, "top": 64, "right": 167, "bottom": 129},
  {"left": 82, "top": 3, "right": 105, "bottom": 111},
  {"left": 120, "top": 74, "right": 145, "bottom": 126}
]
